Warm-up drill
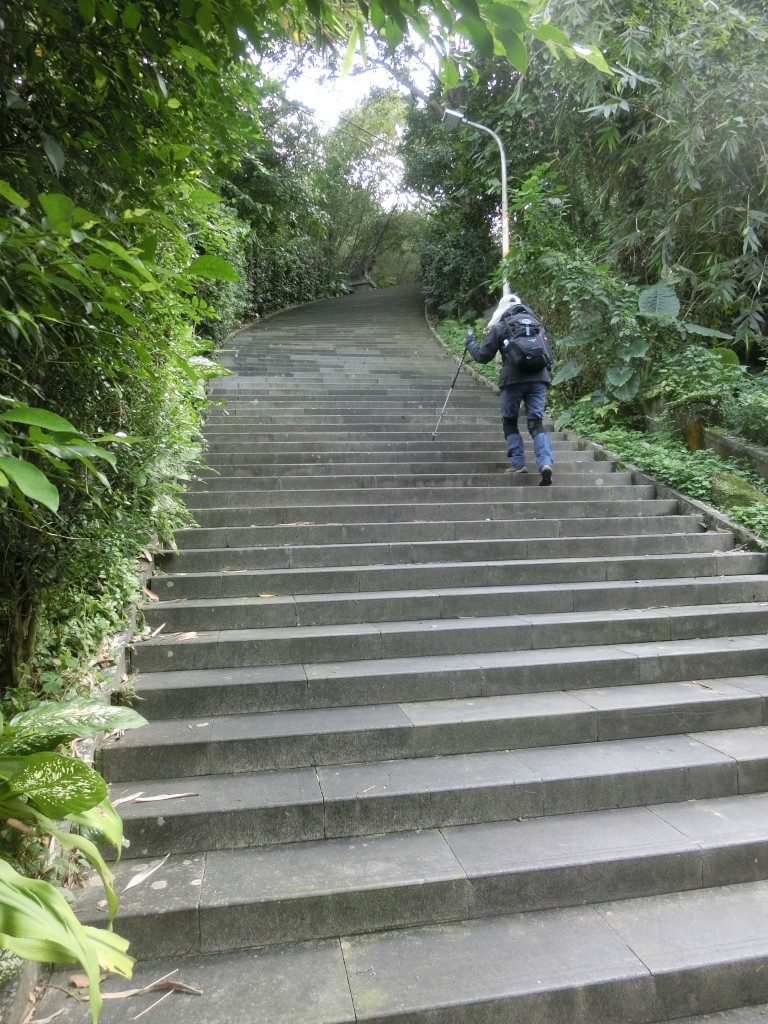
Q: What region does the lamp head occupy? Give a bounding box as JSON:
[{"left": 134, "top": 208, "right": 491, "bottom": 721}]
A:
[{"left": 442, "top": 108, "right": 466, "bottom": 129}]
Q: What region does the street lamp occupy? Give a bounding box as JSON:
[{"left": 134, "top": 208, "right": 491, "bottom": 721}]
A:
[{"left": 442, "top": 107, "right": 511, "bottom": 297}]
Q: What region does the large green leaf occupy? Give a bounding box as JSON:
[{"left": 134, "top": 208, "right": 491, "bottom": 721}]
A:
[
  {"left": 71, "top": 797, "right": 125, "bottom": 854},
  {"left": 45, "top": 817, "right": 120, "bottom": 922},
  {"left": 617, "top": 336, "right": 650, "bottom": 359},
  {"left": 0, "top": 180, "right": 29, "bottom": 208},
  {"left": 605, "top": 365, "right": 634, "bottom": 387},
  {"left": 0, "top": 456, "right": 59, "bottom": 512},
  {"left": 0, "top": 404, "right": 79, "bottom": 433},
  {"left": 682, "top": 323, "right": 734, "bottom": 341},
  {"left": 39, "top": 193, "right": 75, "bottom": 235},
  {"left": 638, "top": 283, "right": 680, "bottom": 319},
  {"left": 187, "top": 253, "right": 241, "bottom": 281},
  {"left": 0, "top": 860, "right": 132, "bottom": 1024},
  {"left": 483, "top": 2, "right": 525, "bottom": 33},
  {"left": 608, "top": 371, "right": 641, "bottom": 402},
  {"left": 7, "top": 752, "right": 107, "bottom": 817},
  {"left": 455, "top": 14, "right": 495, "bottom": 58},
  {"left": 40, "top": 133, "right": 66, "bottom": 176},
  {"left": 551, "top": 359, "right": 583, "bottom": 385},
  {"left": 497, "top": 27, "right": 527, "bottom": 73},
  {"left": 2, "top": 699, "right": 147, "bottom": 756},
  {"left": 571, "top": 42, "right": 613, "bottom": 75}
]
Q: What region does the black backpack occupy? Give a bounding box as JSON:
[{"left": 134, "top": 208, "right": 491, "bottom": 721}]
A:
[{"left": 500, "top": 305, "right": 552, "bottom": 373}]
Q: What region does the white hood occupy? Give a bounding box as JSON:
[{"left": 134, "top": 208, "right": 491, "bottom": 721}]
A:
[{"left": 486, "top": 292, "right": 522, "bottom": 330}]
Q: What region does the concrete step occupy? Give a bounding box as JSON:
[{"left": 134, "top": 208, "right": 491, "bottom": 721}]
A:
[
  {"left": 38, "top": 283, "right": 768, "bottom": 1024},
  {"left": 34, "top": 880, "right": 768, "bottom": 1021},
  {"left": 183, "top": 483, "right": 657, "bottom": 510},
  {"left": 130, "top": 637, "right": 768, "bottom": 719},
  {"left": 193, "top": 464, "right": 626, "bottom": 487},
  {"left": 106, "top": 726, "right": 768, "bottom": 855},
  {"left": 102, "top": 678, "right": 767, "bottom": 781},
  {"left": 202, "top": 449, "right": 603, "bottom": 467},
  {"left": 187, "top": 470, "right": 634, "bottom": 493},
  {"left": 142, "top": 575, "right": 768, "bottom": 633},
  {"left": 151, "top": 551, "right": 763, "bottom": 599},
  {"left": 169, "top": 513, "right": 710, "bottom": 553},
  {"left": 203, "top": 439, "right": 586, "bottom": 456},
  {"left": 204, "top": 428, "right": 573, "bottom": 443},
  {"left": 130, "top": 602, "right": 768, "bottom": 673},
  {"left": 73, "top": 792, "right": 768, "bottom": 958},
  {"left": 188, "top": 498, "right": 678, "bottom": 528},
  {"left": 161, "top": 532, "right": 736, "bottom": 573}
]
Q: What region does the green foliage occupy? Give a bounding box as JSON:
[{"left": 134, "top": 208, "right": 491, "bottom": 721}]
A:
[
  {"left": 644, "top": 346, "right": 748, "bottom": 428},
  {"left": 0, "top": 186, "right": 220, "bottom": 691},
  {"left": 564, "top": 402, "right": 768, "bottom": 532},
  {"left": 0, "top": 860, "right": 131, "bottom": 1024},
  {"left": 0, "top": 698, "right": 146, "bottom": 1023},
  {"left": 432, "top": 315, "right": 497, "bottom": 385},
  {"left": 723, "top": 388, "right": 768, "bottom": 449},
  {"left": 730, "top": 500, "right": 768, "bottom": 538},
  {"left": 0, "top": 0, "right": 592, "bottom": 1013},
  {"left": 420, "top": 217, "right": 499, "bottom": 317},
  {"left": 540, "top": 0, "right": 768, "bottom": 356}
]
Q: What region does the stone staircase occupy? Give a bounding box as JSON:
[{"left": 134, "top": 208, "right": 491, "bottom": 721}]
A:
[{"left": 35, "top": 284, "right": 768, "bottom": 1024}]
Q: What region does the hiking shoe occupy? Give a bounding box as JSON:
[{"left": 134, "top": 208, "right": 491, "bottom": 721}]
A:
[
  {"left": 505, "top": 466, "right": 528, "bottom": 475},
  {"left": 539, "top": 465, "right": 553, "bottom": 486}
]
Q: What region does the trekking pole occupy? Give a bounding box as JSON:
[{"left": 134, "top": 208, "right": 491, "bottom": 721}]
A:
[{"left": 431, "top": 349, "right": 468, "bottom": 441}]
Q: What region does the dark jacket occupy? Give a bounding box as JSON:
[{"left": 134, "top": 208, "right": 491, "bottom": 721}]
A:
[{"left": 465, "top": 321, "right": 553, "bottom": 388}]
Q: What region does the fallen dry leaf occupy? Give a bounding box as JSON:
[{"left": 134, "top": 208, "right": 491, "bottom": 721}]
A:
[
  {"left": 174, "top": 631, "right": 199, "bottom": 641},
  {"left": 134, "top": 793, "right": 198, "bottom": 803},
  {"left": 142, "top": 587, "right": 159, "bottom": 603},
  {"left": 30, "top": 1010, "right": 65, "bottom": 1024},
  {"left": 123, "top": 854, "right": 170, "bottom": 893},
  {"left": 148, "top": 623, "right": 165, "bottom": 638},
  {"left": 133, "top": 989, "right": 174, "bottom": 1020},
  {"left": 112, "top": 791, "right": 145, "bottom": 807},
  {"left": 103, "top": 980, "right": 203, "bottom": 1000},
  {"left": 68, "top": 973, "right": 108, "bottom": 990}
]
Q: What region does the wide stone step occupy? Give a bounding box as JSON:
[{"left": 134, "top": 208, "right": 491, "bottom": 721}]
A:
[
  {"left": 184, "top": 483, "right": 653, "bottom": 510},
  {"left": 194, "top": 461, "right": 623, "bottom": 483},
  {"left": 188, "top": 498, "right": 676, "bottom": 528},
  {"left": 203, "top": 430, "right": 567, "bottom": 445},
  {"left": 152, "top": 551, "right": 762, "bottom": 599},
  {"left": 142, "top": 575, "right": 768, "bottom": 633},
  {"left": 103, "top": 678, "right": 767, "bottom": 782},
  {"left": 34, "top": 879, "right": 768, "bottom": 1022},
  {"left": 205, "top": 426, "right": 568, "bottom": 439},
  {"left": 74, "top": 792, "right": 768, "bottom": 959},
  {"left": 203, "top": 449, "right": 603, "bottom": 467},
  {"left": 37, "top": 283, "right": 768, "bottom": 1024},
  {"left": 106, "top": 726, "right": 768, "bottom": 855},
  {"left": 130, "top": 602, "right": 768, "bottom": 673},
  {"left": 203, "top": 439, "right": 581, "bottom": 456},
  {"left": 169, "top": 514, "right": 710, "bottom": 552},
  {"left": 162, "top": 531, "right": 734, "bottom": 573},
  {"left": 130, "top": 639, "right": 768, "bottom": 719},
  {"left": 188, "top": 469, "right": 633, "bottom": 493}
]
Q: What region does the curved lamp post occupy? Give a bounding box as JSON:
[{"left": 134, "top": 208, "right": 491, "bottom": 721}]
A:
[{"left": 442, "top": 107, "right": 511, "bottom": 297}]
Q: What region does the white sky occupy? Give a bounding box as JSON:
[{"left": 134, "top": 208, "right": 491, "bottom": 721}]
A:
[{"left": 282, "top": 64, "right": 405, "bottom": 131}]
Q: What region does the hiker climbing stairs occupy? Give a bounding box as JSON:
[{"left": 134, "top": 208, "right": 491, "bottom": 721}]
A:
[{"left": 34, "top": 284, "right": 768, "bottom": 1024}]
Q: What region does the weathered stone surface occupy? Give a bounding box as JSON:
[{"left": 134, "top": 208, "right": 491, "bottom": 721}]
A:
[{"left": 28, "top": 283, "right": 768, "bottom": 1024}]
